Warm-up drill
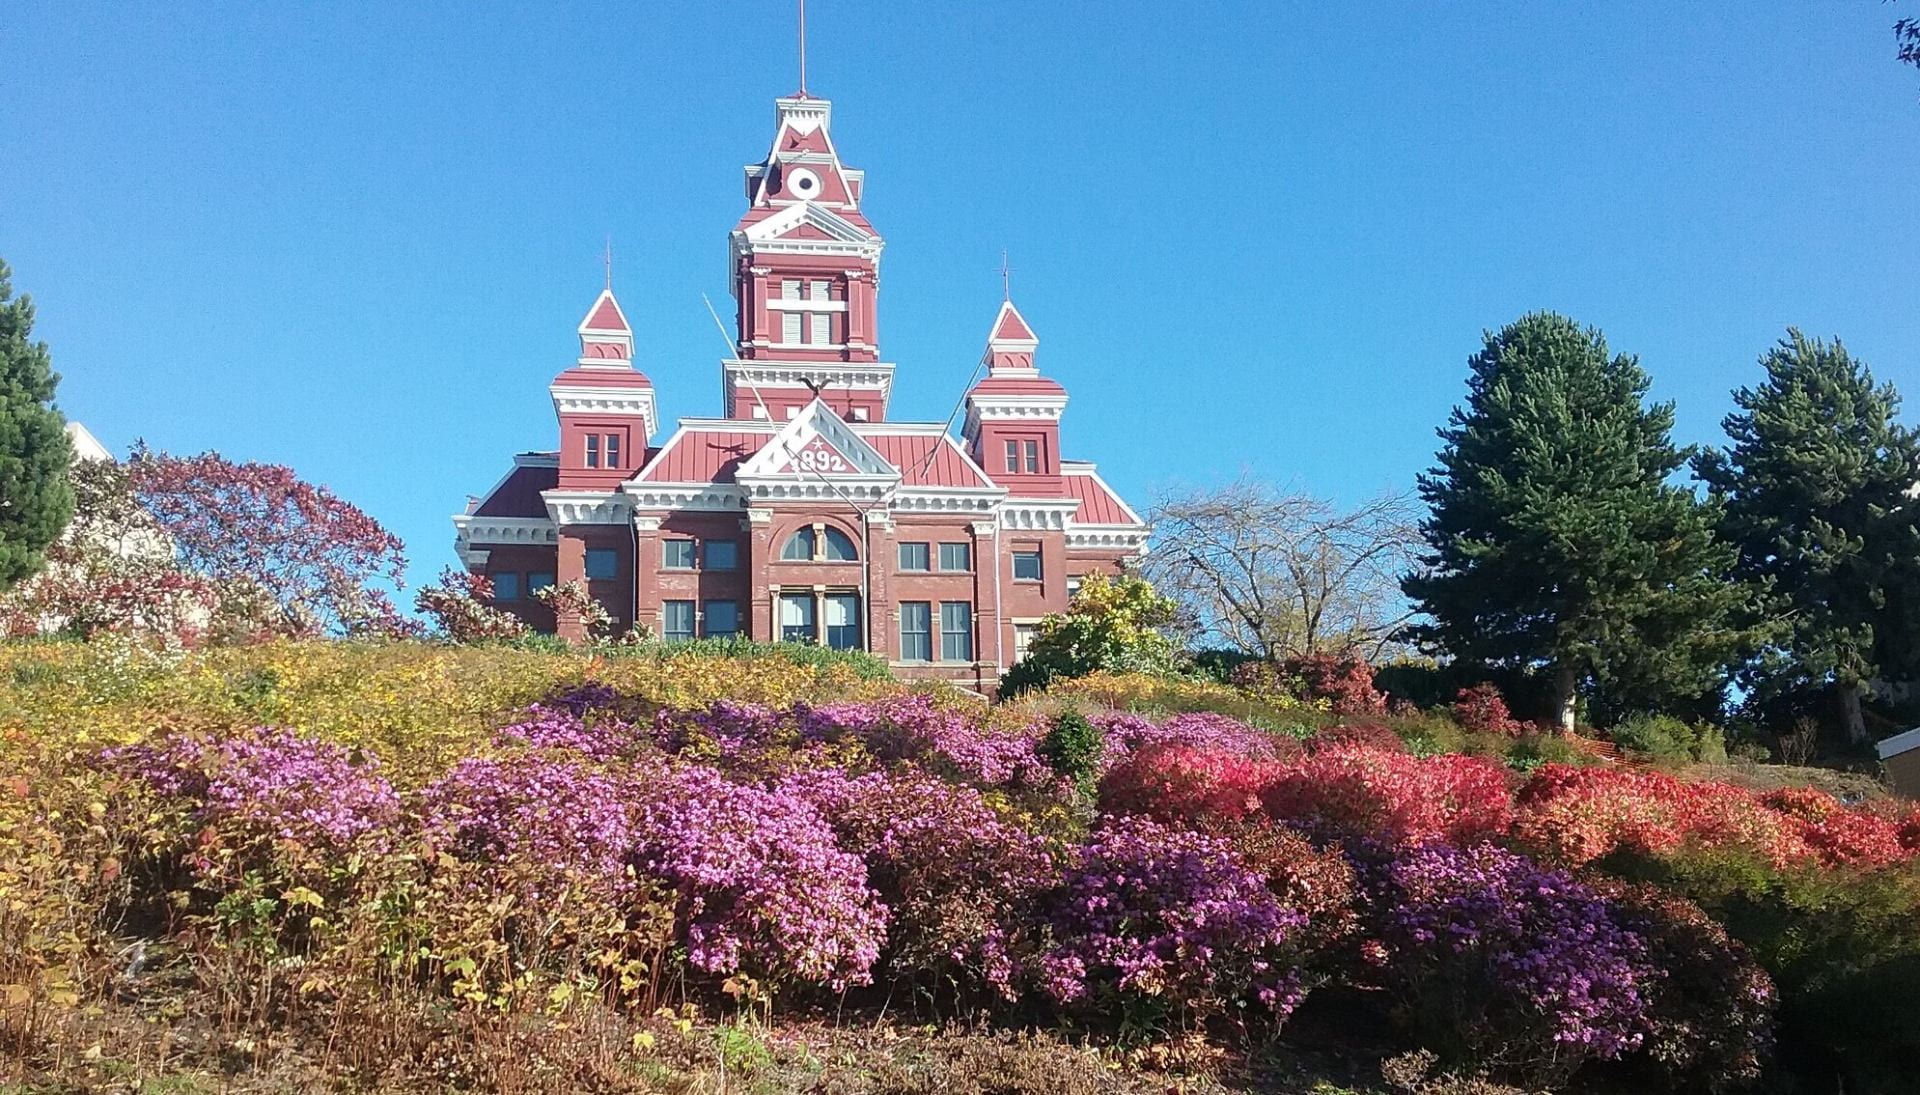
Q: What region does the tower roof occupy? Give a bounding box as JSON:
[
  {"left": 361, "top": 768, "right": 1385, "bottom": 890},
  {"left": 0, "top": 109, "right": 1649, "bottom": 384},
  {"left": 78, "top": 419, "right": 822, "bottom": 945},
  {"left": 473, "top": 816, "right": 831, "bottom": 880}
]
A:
[{"left": 579, "top": 288, "right": 630, "bottom": 334}]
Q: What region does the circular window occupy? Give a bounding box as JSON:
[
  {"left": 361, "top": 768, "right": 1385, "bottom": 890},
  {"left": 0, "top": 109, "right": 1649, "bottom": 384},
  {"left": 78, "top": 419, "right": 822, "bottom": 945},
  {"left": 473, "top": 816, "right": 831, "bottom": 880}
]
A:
[{"left": 788, "top": 168, "right": 821, "bottom": 198}]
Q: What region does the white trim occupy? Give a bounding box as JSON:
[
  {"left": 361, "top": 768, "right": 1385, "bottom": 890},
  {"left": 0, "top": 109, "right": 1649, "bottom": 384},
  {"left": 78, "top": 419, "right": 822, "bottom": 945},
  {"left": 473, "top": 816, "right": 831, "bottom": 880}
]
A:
[
  {"left": 542, "top": 490, "right": 633, "bottom": 526},
  {"left": 550, "top": 384, "right": 659, "bottom": 439},
  {"left": 621, "top": 482, "right": 747, "bottom": 512},
  {"left": 1877, "top": 726, "right": 1920, "bottom": 760},
  {"left": 452, "top": 515, "right": 559, "bottom": 547},
  {"left": 1000, "top": 499, "right": 1080, "bottom": 531},
  {"left": 1065, "top": 525, "right": 1153, "bottom": 553}
]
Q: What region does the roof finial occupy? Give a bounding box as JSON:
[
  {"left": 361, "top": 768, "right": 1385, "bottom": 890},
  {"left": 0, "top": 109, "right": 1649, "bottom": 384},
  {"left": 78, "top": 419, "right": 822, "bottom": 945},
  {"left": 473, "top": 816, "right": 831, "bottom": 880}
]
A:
[
  {"left": 797, "top": 0, "right": 808, "bottom": 96},
  {"left": 603, "top": 236, "right": 613, "bottom": 290},
  {"left": 999, "top": 248, "right": 1012, "bottom": 302}
]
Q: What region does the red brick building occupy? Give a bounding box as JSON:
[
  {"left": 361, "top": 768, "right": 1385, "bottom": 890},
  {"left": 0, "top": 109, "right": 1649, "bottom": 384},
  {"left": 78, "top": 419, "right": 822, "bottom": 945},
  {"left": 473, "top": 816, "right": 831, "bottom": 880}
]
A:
[{"left": 454, "top": 90, "right": 1149, "bottom": 691}]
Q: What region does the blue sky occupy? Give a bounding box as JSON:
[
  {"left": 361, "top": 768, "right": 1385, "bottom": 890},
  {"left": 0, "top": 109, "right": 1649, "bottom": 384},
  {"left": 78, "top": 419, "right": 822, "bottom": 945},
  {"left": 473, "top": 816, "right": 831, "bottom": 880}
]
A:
[{"left": 4, "top": 1, "right": 1917, "bottom": 588}]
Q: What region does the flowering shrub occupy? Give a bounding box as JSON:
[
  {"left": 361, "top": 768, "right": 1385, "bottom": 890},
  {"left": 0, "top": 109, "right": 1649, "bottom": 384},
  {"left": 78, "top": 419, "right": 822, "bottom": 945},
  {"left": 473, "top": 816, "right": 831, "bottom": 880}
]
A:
[
  {"left": 1595, "top": 881, "right": 1776, "bottom": 1091},
  {"left": 414, "top": 568, "right": 530, "bottom": 643},
  {"left": 492, "top": 701, "right": 641, "bottom": 761},
  {"left": 796, "top": 695, "right": 1048, "bottom": 787},
  {"left": 422, "top": 754, "right": 639, "bottom": 900},
  {"left": 783, "top": 767, "right": 1056, "bottom": 1000},
  {"left": 1041, "top": 816, "right": 1310, "bottom": 1030},
  {"left": 1090, "top": 710, "right": 1296, "bottom": 774},
  {"left": 1453, "top": 682, "right": 1524, "bottom": 736},
  {"left": 1261, "top": 744, "right": 1514, "bottom": 847},
  {"left": 629, "top": 764, "right": 886, "bottom": 992},
  {"left": 1367, "top": 844, "right": 1652, "bottom": 1081},
  {"left": 111, "top": 725, "right": 400, "bottom": 861},
  {"left": 1759, "top": 787, "right": 1907, "bottom": 869}
]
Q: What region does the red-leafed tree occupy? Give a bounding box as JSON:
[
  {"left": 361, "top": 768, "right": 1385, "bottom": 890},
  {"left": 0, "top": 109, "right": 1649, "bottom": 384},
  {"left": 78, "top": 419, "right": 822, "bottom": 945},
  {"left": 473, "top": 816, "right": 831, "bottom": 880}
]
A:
[
  {"left": 127, "top": 444, "right": 411, "bottom": 638},
  {"left": 414, "top": 568, "right": 530, "bottom": 643}
]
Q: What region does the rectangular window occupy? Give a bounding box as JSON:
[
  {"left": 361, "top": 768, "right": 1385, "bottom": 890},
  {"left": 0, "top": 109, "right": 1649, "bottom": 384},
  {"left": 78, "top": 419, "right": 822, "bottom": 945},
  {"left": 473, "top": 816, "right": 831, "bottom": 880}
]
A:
[
  {"left": 1004, "top": 439, "right": 1019, "bottom": 473},
  {"left": 662, "top": 600, "right": 696, "bottom": 641},
  {"left": 938, "top": 542, "right": 971, "bottom": 572},
  {"left": 605, "top": 433, "right": 621, "bottom": 469},
  {"left": 940, "top": 601, "right": 974, "bottom": 662},
  {"left": 527, "top": 571, "right": 555, "bottom": 595},
  {"left": 825, "top": 592, "right": 861, "bottom": 651},
  {"left": 492, "top": 572, "right": 521, "bottom": 602},
  {"left": 704, "top": 540, "right": 738, "bottom": 571},
  {"left": 808, "top": 312, "right": 830, "bottom": 345},
  {"left": 899, "top": 601, "right": 932, "bottom": 662},
  {"left": 1013, "top": 622, "right": 1038, "bottom": 664},
  {"left": 1023, "top": 439, "right": 1040, "bottom": 474},
  {"left": 781, "top": 279, "right": 800, "bottom": 300},
  {"left": 897, "top": 542, "right": 930, "bottom": 571},
  {"left": 1013, "top": 550, "right": 1043, "bottom": 581},
  {"left": 704, "top": 599, "right": 739, "bottom": 638},
  {"left": 779, "top": 592, "right": 816, "bottom": 644},
  {"left": 752, "top": 404, "right": 770, "bottom": 420},
  {"left": 782, "top": 312, "right": 803, "bottom": 345},
  {"left": 808, "top": 279, "right": 829, "bottom": 301},
  {"left": 585, "top": 434, "right": 601, "bottom": 469},
  {"left": 663, "top": 539, "right": 696, "bottom": 569},
  {"left": 585, "top": 548, "right": 619, "bottom": 580}
]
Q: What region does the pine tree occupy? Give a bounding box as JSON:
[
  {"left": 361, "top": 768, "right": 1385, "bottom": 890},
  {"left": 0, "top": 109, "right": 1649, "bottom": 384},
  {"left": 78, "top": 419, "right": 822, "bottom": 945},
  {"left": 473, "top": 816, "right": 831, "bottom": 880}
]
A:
[
  {"left": 0, "top": 260, "right": 73, "bottom": 589},
  {"left": 1403, "top": 312, "right": 1750, "bottom": 730},
  {"left": 1693, "top": 330, "right": 1920, "bottom": 745}
]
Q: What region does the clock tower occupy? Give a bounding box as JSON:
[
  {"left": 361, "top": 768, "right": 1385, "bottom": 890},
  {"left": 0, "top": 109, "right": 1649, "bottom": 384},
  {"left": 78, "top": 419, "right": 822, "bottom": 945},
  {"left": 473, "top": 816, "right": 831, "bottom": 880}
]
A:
[{"left": 724, "top": 96, "right": 892, "bottom": 423}]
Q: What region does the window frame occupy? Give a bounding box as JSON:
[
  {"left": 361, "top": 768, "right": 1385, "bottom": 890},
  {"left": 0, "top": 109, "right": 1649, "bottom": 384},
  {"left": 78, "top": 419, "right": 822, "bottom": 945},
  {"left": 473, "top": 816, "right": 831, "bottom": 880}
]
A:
[
  {"left": 939, "top": 601, "right": 974, "bottom": 663},
  {"left": 662, "top": 539, "right": 697, "bottom": 570},
  {"left": 1022, "top": 439, "right": 1040, "bottom": 474},
  {"left": 899, "top": 601, "right": 933, "bottom": 662},
  {"left": 585, "top": 433, "right": 601, "bottom": 469},
  {"left": 584, "top": 548, "right": 619, "bottom": 581},
  {"left": 661, "top": 600, "right": 696, "bottom": 642},
  {"left": 703, "top": 599, "right": 740, "bottom": 639},
  {"left": 704, "top": 539, "right": 739, "bottom": 571},
  {"left": 897, "top": 541, "right": 931, "bottom": 572},
  {"left": 492, "top": 572, "right": 521, "bottom": 603},
  {"left": 937, "top": 542, "right": 972, "bottom": 572},
  {"left": 1012, "top": 550, "right": 1043, "bottom": 582},
  {"left": 605, "top": 433, "right": 621, "bottom": 469}
]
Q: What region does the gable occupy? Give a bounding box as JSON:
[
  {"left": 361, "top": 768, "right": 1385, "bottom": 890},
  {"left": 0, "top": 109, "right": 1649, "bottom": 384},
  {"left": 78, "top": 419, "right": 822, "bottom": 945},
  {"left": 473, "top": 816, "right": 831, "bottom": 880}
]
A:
[{"left": 736, "top": 399, "right": 898, "bottom": 483}]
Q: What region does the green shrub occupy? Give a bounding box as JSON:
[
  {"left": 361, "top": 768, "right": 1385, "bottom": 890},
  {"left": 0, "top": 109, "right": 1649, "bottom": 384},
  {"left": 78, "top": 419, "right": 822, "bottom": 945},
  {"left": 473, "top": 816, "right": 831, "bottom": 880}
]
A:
[
  {"left": 1038, "top": 709, "right": 1104, "bottom": 797},
  {"left": 1611, "top": 714, "right": 1725, "bottom": 764},
  {"left": 1612, "top": 847, "right": 1920, "bottom": 1094}
]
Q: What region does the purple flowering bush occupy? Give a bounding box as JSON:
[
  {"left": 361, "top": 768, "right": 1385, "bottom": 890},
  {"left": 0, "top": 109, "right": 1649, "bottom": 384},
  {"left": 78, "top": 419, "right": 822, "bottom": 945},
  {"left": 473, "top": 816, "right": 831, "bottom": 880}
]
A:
[
  {"left": 422, "top": 754, "right": 639, "bottom": 899},
  {"left": 782, "top": 766, "right": 1058, "bottom": 1001},
  {"left": 108, "top": 726, "right": 399, "bottom": 864},
  {"left": 1364, "top": 843, "right": 1656, "bottom": 1082},
  {"left": 1040, "top": 815, "right": 1311, "bottom": 1035},
  {"left": 1091, "top": 710, "right": 1296, "bottom": 773}
]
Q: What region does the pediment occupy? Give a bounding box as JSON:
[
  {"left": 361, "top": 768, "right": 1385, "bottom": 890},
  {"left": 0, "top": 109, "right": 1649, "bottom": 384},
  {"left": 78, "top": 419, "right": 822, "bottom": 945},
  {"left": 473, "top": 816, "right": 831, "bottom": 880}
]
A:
[
  {"left": 741, "top": 200, "right": 875, "bottom": 245},
  {"left": 736, "top": 399, "right": 898, "bottom": 483}
]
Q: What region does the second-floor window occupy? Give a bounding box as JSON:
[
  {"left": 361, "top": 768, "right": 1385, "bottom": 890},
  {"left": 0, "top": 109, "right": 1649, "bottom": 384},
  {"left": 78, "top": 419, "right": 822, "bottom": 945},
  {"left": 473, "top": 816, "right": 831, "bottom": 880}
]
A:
[
  {"left": 663, "top": 539, "right": 696, "bottom": 569},
  {"left": 1013, "top": 550, "right": 1043, "bottom": 581},
  {"left": 898, "top": 542, "right": 930, "bottom": 571},
  {"left": 492, "top": 572, "right": 521, "bottom": 602},
  {"left": 938, "top": 542, "right": 971, "bottom": 572},
  {"left": 705, "top": 540, "right": 738, "bottom": 571},
  {"left": 585, "top": 548, "right": 619, "bottom": 580}
]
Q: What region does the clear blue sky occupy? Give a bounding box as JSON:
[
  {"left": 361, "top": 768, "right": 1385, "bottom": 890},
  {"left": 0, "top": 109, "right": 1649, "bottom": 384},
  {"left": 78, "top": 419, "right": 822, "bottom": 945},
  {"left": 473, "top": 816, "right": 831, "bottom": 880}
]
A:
[{"left": 4, "top": 2, "right": 1917, "bottom": 588}]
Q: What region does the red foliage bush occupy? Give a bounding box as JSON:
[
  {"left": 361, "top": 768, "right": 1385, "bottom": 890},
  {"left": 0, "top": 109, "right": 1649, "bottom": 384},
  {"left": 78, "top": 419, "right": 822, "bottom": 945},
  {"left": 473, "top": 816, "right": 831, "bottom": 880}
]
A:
[
  {"left": 1309, "top": 721, "right": 1405, "bottom": 754},
  {"left": 1759, "top": 787, "right": 1906, "bottom": 869},
  {"left": 1099, "top": 743, "right": 1278, "bottom": 828},
  {"left": 1283, "top": 654, "right": 1388, "bottom": 716},
  {"left": 1453, "top": 682, "right": 1524, "bottom": 736},
  {"left": 1260, "top": 744, "right": 1514, "bottom": 847}
]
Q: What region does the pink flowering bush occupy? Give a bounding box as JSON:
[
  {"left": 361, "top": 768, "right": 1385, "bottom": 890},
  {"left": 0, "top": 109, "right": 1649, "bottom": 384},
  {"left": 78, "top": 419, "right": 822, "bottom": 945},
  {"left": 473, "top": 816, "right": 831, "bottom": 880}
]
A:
[
  {"left": 782, "top": 767, "right": 1056, "bottom": 1001},
  {"left": 422, "top": 755, "right": 639, "bottom": 900},
  {"left": 1041, "top": 816, "right": 1311, "bottom": 1032},
  {"left": 109, "top": 726, "right": 399, "bottom": 861}
]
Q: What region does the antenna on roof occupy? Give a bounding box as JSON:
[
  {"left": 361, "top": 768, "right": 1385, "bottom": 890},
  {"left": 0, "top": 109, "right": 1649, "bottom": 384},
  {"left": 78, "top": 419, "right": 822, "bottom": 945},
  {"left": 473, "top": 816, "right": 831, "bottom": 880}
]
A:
[
  {"left": 603, "top": 236, "right": 613, "bottom": 290},
  {"left": 797, "top": 0, "right": 809, "bottom": 96},
  {"left": 999, "top": 248, "right": 1011, "bottom": 302}
]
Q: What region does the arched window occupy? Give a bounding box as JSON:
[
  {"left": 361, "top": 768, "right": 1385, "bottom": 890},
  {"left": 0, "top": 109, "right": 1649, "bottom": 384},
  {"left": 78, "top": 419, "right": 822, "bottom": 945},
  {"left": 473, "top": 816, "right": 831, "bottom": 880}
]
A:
[
  {"left": 822, "top": 527, "right": 858, "bottom": 561},
  {"left": 780, "top": 527, "right": 816, "bottom": 561},
  {"left": 778, "top": 524, "right": 859, "bottom": 562}
]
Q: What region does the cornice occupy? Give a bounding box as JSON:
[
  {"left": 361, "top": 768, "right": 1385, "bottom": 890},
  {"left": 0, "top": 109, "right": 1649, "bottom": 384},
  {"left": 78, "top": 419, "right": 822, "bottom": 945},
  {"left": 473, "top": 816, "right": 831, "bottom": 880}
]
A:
[
  {"left": 451, "top": 514, "right": 559, "bottom": 546},
  {"left": 541, "top": 490, "right": 633, "bottom": 526}
]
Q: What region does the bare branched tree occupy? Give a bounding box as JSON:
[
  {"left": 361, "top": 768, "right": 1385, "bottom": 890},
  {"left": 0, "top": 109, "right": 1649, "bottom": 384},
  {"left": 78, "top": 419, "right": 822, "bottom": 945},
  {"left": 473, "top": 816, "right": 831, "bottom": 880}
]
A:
[{"left": 1144, "top": 478, "right": 1422, "bottom": 662}]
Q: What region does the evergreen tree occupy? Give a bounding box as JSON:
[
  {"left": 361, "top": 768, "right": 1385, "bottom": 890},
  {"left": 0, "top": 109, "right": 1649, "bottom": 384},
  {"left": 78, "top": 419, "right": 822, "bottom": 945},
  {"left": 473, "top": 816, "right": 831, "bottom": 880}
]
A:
[
  {"left": 0, "top": 260, "right": 73, "bottom": 589},
  {"left": 1693, "top": 330, "right": 1920, "bottom": 745},
  {"left": 1403, "top": 312, "right": 1750, "bottom": 730}
]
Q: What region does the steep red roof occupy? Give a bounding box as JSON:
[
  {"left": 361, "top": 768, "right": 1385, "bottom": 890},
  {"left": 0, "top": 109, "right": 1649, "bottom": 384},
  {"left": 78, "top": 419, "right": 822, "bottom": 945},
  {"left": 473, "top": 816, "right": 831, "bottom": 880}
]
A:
[
  {"left": 583, "top": 293, "right": 628, "bottom": 332},
  {"left": 861, "top": 432, "right": 993, "bottom": 489},
  {"left": 639, "top": 429, "right": 770, "bottom": 483},
  {"left": 1062, "top": 467, "right": 1139, "bottom": 525},
  {"left": 474, "top": 461, "right": 557, "bottom": 518},
  {"left": 993, "top": 306, "right": 1036, "bottom": 342}
]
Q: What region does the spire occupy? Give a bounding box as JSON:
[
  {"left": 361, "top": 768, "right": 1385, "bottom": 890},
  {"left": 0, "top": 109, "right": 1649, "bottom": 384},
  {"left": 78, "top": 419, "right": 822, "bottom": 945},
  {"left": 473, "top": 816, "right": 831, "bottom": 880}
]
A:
[
  {"left": 983, "top": 298, "right": 1039, "bottom": 373},
  {"left": 796, "top": 0, "right": 809, "bottom": 97},
  {"left": 577, "top": 286, "right": 632, "bottom": 363}
]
